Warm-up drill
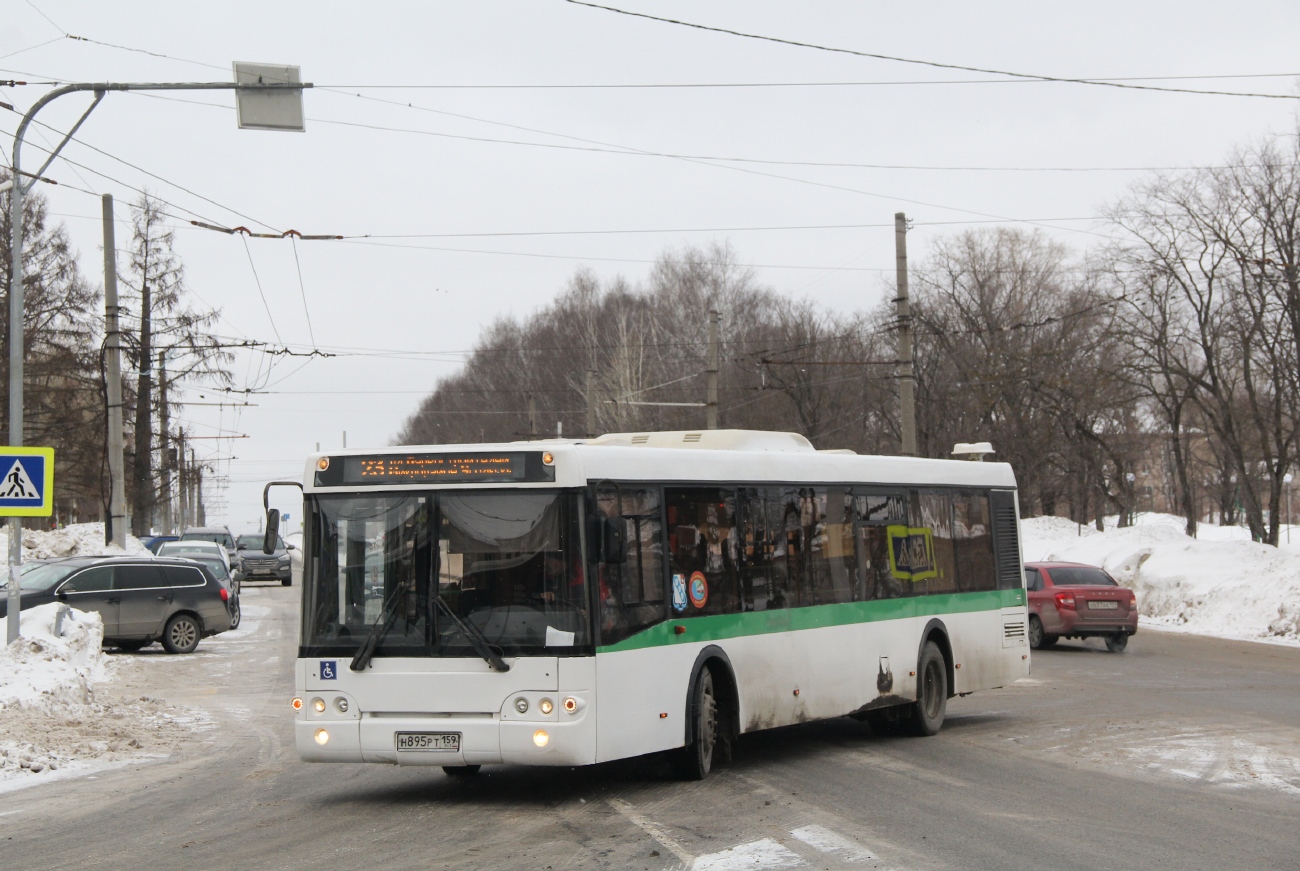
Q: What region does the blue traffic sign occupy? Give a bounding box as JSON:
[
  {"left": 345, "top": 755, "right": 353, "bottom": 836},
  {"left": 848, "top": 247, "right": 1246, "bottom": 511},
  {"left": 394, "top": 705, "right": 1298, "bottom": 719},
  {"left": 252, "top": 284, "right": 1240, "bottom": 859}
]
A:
[{"left": 0, "top": 447, "right": 54, "bottom": 517}]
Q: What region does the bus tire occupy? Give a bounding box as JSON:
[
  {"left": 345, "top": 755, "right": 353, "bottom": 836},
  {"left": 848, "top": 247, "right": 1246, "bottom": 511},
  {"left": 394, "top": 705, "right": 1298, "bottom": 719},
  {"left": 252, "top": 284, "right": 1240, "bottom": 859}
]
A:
[
  {"left": 908, "top": 641, "right": 948, "bottom": 736},
  {"left": 671, "top": 667, "right": 718, "bottom": 780}
]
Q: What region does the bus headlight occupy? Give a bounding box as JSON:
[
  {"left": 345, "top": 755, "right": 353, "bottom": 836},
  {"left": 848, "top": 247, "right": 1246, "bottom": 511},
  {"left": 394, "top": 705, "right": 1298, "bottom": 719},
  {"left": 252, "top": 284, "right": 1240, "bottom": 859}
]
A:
[
  {"left": 314, "top": 729, "right": 330, "bottom": 745},
  {"left": 533, "top": 730, "right": 549, "bottom": 747},
  {"left": 539, "top": 698, "right": 554, "bottom": 715},
  {"left": 312, "top": 698, "right": 326, "bottom": 713}
]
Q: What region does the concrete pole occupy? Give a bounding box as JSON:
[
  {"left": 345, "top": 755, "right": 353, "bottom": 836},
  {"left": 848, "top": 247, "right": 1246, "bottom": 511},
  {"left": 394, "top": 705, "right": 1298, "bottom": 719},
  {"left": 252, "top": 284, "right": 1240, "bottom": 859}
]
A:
[
  {"left": 895, "top": 212, "right": 917, "bottom": 457},
  {"left": 585, "top": 369, "right": 596, "bottom": 439},
  {"left": 102, "top": 195, "right": 127, "bottom": 548},
  {"left": 707, "top": 309, "right": 719, "bottom": 430},
  {"left": 158, "top": 351, "right": 172, "bottom": 534}
]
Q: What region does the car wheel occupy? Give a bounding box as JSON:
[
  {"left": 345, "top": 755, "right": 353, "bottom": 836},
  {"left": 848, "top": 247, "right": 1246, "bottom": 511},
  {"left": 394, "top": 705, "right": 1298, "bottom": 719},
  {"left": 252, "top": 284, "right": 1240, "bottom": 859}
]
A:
[
  {"left": 1028, "top": 615, "right": 1045, "bottom": 649},
  {"left": 281, "top": 576, "right": 292, "bottom": 587},
  {"left": 442, "top": 765, "right": 481, "bottom": 776},
  {"left": 670, "top": 666, "right": 718, "bottom": 780},
  {"left": 229, "top": 597, "right": 242, "bottom": 630},
  {"left": 908, "top": 641, "right": 948, "bottom": 737},
  {"left": 1105, "top": 632, "right": 1129, "bottom": 653},
  {"left": 115, "top": 639, "right": 150, "bottom": 652},
  {"left": 162, "top": 614, "right": 201, "bottom": 654},
  {"left": 1040, "top": 633, "right": 1059, "bottom": 648}
]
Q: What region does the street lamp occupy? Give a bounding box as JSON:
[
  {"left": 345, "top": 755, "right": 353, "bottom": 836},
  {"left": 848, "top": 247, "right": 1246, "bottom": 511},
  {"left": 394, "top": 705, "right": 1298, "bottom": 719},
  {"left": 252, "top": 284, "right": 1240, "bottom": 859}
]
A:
[{"left": 6, "top": 68, "right": 309, "bottom": 644}]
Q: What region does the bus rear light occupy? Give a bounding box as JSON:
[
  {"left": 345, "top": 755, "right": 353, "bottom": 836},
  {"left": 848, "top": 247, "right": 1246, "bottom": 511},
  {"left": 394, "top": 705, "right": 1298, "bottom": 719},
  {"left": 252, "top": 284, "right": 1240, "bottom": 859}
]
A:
[
  {"left": 314, "top": 729, "right": 330, "bottom": 745},
  {"left": 1054, "top": 591, "right": 1076, "bottom": 610},
  {"left": 563, "top": 697, "right": 578, "bottom": 713},
  {"left": 533, "top": 730, "right": 549, "bottom": 747},
  {"left": 292, "top": 697, "right": 303, "bottom": 711}
]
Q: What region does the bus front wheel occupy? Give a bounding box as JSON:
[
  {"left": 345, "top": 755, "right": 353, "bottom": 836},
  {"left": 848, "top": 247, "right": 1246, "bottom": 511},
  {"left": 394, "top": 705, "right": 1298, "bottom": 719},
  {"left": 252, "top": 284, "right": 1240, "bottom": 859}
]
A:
[
  {"left": 909, "top": 641, "right": 948, "bottom": 736},
  {"left": 671, "top": 667, "right": 718, "bottom": 780}
]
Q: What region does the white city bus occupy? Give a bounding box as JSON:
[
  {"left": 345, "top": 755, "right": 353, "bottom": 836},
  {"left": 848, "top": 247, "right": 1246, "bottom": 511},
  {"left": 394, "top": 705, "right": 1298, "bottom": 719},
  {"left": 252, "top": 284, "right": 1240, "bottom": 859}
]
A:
[{"left": 281, "top": 430, "right": 1029, "bottom": 779}]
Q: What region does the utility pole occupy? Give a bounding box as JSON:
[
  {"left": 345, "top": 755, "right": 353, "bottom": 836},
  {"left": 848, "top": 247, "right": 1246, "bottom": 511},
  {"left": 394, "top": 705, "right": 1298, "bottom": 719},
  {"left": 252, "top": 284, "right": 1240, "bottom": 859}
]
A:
[
  {"left": 196, "top": 461, "right": 205, "bottom": 526},
  {"left": 707, "top": 309, "right": 720, "bottom": 430},
  {"left": 132, "top": 282, "right": 154, "bottom": 534},
  {"left": 176, "top": 427, "right": 187, "bottom": 531},
  {"left": 528, "top": 393, "right": 537, "bottom": 438},
  {"left": 102, "top": 194, "right": 127, "bottom": 548},
  {"left": 895, "top": 212, "right": 917, "bottom": 457},
  {"left": 158, "top": 351, "right": 172, "bottom": 534},
  {"left": 586, "top": 369, "right": 597, "bottom": 438}
]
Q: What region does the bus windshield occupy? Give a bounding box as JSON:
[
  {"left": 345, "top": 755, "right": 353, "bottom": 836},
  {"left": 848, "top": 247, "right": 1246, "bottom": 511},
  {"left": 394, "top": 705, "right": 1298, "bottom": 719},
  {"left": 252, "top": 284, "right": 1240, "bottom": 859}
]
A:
[{"left": 304, "top": 490, "right": 590, "bottom": 657}]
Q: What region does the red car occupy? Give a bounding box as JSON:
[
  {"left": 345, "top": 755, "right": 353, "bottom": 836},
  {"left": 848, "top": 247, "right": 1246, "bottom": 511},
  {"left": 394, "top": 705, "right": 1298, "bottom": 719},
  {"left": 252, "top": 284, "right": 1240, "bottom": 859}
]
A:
[{"left": 1024, "top": 561, "right": 1137, "bottom": 652}]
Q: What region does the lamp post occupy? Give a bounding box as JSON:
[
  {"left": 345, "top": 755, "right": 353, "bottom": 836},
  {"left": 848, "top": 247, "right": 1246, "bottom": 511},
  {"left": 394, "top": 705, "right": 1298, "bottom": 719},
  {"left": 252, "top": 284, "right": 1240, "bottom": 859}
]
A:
[{"left": 6, "top": 71, "right": 309, "bottom": 645}]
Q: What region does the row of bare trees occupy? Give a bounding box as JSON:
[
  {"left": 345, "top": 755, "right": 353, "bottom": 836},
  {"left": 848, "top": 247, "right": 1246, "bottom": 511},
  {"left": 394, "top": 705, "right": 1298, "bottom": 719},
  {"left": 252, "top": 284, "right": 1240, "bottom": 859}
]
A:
[
  {"left": 1, "top": 179, "right": 229, "bottom": 535},
  {"left": 399, "top": 129, "right": 1300, "bottom": 545}
]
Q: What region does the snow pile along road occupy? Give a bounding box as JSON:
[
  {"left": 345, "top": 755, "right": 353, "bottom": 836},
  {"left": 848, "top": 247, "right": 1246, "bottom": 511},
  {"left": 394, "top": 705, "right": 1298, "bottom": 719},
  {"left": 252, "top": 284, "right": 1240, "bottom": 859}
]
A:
[
  {"left": 1022, "top": 513, "right": 1300, "bottom": 645},
  {"left": 0, "top": 521, "right": 149, "bottom": 561}
]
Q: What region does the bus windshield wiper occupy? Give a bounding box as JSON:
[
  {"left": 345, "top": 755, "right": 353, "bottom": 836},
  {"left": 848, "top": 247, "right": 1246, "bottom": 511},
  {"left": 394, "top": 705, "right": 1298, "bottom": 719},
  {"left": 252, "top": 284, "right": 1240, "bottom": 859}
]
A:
[
  {"left": 350, "top": 582, "right": 409, "bottom": 672},
  {"left": 435, "top": 595, "right": 510, "bottom": 672}
]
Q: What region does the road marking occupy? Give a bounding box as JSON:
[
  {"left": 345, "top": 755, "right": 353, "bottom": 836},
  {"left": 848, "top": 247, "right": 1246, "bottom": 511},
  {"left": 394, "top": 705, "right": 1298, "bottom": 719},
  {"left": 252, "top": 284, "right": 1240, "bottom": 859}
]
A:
[
  {"left": 693, "top": 837, "right": 804, "bottom": 870},
  {"left": 606, "top": 798, "right": 694, "bottom": 866},
  {"left": 789, "top": 825, "right": 877, "bottom": 862}
]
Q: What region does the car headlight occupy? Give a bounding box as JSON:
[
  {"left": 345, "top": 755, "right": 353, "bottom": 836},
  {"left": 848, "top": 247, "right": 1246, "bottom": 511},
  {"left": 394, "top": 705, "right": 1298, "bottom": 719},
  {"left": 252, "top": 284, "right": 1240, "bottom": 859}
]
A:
[{"left": 277, "top": 555, "right": 291, "bottom": 564}]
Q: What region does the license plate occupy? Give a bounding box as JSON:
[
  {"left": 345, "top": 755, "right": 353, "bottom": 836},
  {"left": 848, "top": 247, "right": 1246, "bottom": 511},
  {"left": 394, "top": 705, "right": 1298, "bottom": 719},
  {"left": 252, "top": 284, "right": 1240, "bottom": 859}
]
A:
[
  {"left": 1088, "top": 600, "right": 1119, "bottom": 610},
  {"left": 395, "top": 731, "right": 461, "bottom": 752}
]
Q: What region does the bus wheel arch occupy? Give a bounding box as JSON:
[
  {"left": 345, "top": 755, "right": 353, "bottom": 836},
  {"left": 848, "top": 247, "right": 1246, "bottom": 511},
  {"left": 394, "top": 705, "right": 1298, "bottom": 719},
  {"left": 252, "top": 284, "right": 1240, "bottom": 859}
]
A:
[
  {"left": 917, "top": 618, "right": 955, "bottom": 699},
  {"left": 673, "top": 646, "right": 738, "bottom": 779}
]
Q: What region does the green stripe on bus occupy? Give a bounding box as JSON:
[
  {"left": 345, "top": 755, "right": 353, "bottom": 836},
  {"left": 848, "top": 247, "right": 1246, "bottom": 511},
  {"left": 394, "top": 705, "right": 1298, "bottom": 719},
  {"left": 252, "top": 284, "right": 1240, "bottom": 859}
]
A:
[{"left": 597, "top": 587, "right": 1026, "bottom": 653}]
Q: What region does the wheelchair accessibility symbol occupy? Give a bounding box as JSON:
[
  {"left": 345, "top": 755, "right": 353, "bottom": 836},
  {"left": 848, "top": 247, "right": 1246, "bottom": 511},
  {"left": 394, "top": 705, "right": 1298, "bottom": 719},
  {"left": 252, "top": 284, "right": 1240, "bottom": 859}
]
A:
[{"left": 320, "top": 661, "right": 338, "bottom": 680}]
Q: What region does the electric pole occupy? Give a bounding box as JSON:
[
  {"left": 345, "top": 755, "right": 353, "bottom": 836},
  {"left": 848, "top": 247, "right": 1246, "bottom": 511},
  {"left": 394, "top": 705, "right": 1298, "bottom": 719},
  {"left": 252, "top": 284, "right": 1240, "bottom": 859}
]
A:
[
  {"left": 158, "top": 350, "right": 172, "bottom": 534},
  {"left": 586, "top": 369, "right": 597, "bottom": 438},
  {"left": 707, "top": 309, "right": 719, "bottom": 430},
  {"left": 102, "top": 194, "right": 127, "bottom": 548},
  {"left": 895, "top": 212, "right": 917, "bottom": 457},
  {"left": 132, "top": 281, "right": 154, "bottom": 534}
]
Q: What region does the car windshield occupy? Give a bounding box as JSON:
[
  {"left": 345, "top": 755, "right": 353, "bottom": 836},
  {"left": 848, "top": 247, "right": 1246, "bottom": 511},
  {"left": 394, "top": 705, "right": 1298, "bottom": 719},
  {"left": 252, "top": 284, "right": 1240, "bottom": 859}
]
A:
[
  {"left": 1049, "top": 566, "right": 1117, "bottom": 586},
  {"left": 238, "top": 534, "right": 283, "bottom": 550},
  {"left": 303, "top": 490, "right": 590, "bottom": 657},
  {"left": 190, "top": 558, "right": 228, "bottom": 579},
  {"left": 183, "top": 532, "right": 233, "bottom": 548},
  {"left": 18, "top": 562, "right": 79, "bottom": 593},
  {"left": 160, "top": 543, "right": 221, "bottom": 558}
]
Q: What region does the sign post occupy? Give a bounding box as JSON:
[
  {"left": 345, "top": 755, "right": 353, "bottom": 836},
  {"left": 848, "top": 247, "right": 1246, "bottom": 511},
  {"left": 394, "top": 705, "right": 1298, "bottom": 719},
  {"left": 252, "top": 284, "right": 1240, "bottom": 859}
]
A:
[{"left": 2, "top": 446, "right": 53, "bottom": 643}]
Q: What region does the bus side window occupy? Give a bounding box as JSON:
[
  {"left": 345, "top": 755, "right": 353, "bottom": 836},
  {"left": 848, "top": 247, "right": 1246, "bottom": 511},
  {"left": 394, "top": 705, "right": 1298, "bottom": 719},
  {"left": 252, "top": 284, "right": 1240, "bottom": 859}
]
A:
[
  {"left": 596, "top": 487, "right": 665, "bottom": 645},
  {"left": 953, "top": 491, "right": 996, "bottom": 592},
  {"left": 854, "top": 490, "right": 907, "bottom": 600},
  {"left": 913, "top": 490, "right": 959, "bottom": 596},
  {"left": 665, "top": 487, "right": 741, "bottom": 617}
]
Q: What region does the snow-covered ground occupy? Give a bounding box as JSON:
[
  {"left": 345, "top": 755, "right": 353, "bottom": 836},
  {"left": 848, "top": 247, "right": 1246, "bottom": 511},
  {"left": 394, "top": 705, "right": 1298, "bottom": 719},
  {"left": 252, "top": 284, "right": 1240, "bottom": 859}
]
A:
[
  {"left": 0, "top": 524, "right": 200, "bottom": 792},
  {"left": 1022, "top": 512, "right": 1300, "bottom": 646}
]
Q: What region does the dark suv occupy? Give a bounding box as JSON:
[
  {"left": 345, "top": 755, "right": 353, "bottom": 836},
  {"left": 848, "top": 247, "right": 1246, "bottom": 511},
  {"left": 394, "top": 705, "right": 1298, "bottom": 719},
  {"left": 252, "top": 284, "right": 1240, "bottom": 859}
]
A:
[
  {"left": 236, "top": 533, "right": 294, "bottom": 586},
  {"left": 0, "top": 555, "right": 234, "bottom": 653}
]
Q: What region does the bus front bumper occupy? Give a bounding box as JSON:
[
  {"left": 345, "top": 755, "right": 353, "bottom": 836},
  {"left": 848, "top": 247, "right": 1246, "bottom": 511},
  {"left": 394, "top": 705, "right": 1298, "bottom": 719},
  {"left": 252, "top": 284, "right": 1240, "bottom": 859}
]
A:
[{"left": 295, "top": 709, "right": 595, "bottom": 767}]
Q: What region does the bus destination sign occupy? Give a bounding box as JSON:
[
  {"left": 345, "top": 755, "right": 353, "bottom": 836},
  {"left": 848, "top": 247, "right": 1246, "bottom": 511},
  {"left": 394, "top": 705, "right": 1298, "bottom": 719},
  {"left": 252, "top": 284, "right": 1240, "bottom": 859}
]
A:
[{"left": 316, "top": 452, "right": 556, "bottom": 486}]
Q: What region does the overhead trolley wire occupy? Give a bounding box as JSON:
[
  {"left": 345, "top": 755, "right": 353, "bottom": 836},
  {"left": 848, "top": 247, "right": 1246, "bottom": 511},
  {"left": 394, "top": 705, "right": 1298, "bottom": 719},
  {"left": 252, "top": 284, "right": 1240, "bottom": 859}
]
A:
[{"left": 565, "top": 0, "right": 1300, "bottom": 101}]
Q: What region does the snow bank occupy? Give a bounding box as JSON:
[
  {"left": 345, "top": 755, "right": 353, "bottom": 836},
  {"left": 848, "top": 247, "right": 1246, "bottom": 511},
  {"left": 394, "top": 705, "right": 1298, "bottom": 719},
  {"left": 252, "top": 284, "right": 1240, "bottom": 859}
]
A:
[
  {"left": 1022, "top": 513, "right": 1300, "bottom": 645},
  {"left": 0, "top": 521, "right": 149, "bottom": 561}
]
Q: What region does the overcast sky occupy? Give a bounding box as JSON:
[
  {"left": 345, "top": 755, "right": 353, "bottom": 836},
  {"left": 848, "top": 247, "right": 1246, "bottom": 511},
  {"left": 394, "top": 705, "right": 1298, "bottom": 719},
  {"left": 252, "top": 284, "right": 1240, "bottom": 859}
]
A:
[{"left": 1, "top": 1, "right": 1298, "bottom": 531}]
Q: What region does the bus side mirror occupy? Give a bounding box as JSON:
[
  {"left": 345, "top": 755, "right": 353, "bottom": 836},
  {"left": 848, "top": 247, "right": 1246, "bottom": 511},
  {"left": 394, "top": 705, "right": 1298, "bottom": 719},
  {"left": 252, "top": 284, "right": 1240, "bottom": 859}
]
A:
[{"left": 264, "top": 510, "right": 281, "bottom": 554}]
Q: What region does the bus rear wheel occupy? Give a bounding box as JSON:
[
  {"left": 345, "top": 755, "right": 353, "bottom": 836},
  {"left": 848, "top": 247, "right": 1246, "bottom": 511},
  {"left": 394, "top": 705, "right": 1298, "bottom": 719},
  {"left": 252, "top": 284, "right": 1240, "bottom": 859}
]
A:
[
  {"left": 908, "top": 641, "right": 948, "bottom": 736},
  {"left": 671, "top": 667, "right": 717, "bottom": 780}
]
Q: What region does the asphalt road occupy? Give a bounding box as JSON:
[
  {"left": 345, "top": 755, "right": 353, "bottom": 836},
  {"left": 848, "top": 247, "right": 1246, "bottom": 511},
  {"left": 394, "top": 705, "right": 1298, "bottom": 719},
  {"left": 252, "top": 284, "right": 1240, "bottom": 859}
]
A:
[{"left": 2, "top": 583, "right": 1298, "bottom": 871}]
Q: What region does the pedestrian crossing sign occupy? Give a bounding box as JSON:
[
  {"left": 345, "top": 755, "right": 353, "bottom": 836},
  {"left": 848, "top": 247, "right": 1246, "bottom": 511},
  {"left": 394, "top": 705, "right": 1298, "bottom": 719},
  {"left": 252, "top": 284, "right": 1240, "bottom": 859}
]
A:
[{"left": 0, "top": 447, "right": 54, "bottom": 516}]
